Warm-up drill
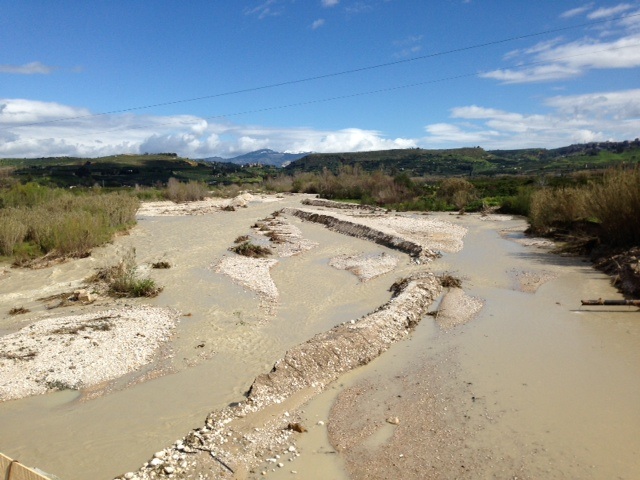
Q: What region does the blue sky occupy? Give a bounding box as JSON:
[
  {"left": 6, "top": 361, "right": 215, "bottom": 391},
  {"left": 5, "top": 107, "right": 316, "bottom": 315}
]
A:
[{"left": 1, "top": 0, "right": 639, "bottom": 158}]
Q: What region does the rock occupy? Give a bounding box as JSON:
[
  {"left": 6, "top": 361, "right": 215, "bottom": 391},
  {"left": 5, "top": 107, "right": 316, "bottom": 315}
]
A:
[
  {"left": 386, "top": 416, "right": 400, "bottom": 425},
  {"left": 164, "top": 466, "right": 175, "bottom": 474},
  {"left": 124, "top": 473, "right": 135, "bottom": 479},
  {"left": 288, "top": 445, "right": 296, "bottom": 452},
  {"left": 150, "top": 458, "right": 163, "bottom": 467}
]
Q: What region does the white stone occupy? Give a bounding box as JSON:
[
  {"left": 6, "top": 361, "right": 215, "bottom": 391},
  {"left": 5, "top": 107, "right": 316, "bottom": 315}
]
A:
[
  {"left": 150, "top": 458, "right": 164, "bottom": 467},
  {"left": 164, "top": 466, "right": 175, "bottom": 474},
  {"left": 124, "top": 473, "right": 135, "bottom": 479},
  {"left": 288, "top": 446, "right": 296, "bottom": 452}
]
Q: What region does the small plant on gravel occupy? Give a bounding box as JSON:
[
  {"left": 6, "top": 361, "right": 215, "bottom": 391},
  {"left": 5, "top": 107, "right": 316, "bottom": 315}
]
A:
[
  {"left": 234, "top": 235, "right": 249, "bottom": 244},
  {"left": 439, "top": 274, "right": 462, "bottom": 288},
  {"left": 9, "top": 306, "right": 30, "bottom": 315},
  {"left": 229, "top": 241, "right": 272, "bottom": 258},
  {"left": 93, "top": 249, "right": 162, "bottom": 297},
  {"left": 151, "top": 261, "right": 171, "bottom": 269}
]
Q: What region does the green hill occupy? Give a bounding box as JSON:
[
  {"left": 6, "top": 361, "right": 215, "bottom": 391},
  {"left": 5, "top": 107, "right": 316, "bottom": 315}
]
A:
[{"left": 285, "top": 141, "right": 640, "bottom": 177}]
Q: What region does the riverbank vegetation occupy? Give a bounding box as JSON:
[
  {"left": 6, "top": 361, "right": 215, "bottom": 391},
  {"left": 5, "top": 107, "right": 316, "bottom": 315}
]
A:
[
  {"left": 1, "top": 142, "right": 638, "bottom": 266},
  {"left": 0, "top": 183, "right": 139, "bottom": 264}
]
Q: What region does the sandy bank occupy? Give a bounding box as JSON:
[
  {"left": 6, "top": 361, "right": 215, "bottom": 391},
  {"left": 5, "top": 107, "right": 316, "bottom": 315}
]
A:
[
  {"left": 285, "top": 206, "right": 466, "bottom": 262},
  {"left": 0, "top": 306, "right": 179, "bottom": 402}
]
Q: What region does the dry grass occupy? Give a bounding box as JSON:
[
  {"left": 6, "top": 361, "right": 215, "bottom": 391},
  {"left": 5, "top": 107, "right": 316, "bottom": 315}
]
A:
[
  {"left": 165, "top": 177, "right": 210, "bottom": 202},
  {"left": 0, "top": 184, "right": 139, "bottom": 261}
]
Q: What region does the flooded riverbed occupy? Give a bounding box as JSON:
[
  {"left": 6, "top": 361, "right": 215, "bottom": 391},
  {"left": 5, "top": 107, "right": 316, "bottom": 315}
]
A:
[
  {"left": 266, "top": 214, "right": 640, "bottom": 480},
  {"left": 0, "top": 196, "right": 405, "bottom": 480},
  {"left": 1, "top": 203, "right": 638, "bottom": 480}
]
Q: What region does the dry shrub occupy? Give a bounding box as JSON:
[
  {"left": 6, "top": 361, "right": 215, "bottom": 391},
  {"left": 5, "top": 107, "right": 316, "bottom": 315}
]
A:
[
  {"left": 264, "top": 175, "right": 293, "bottom": 192},
  {"left": 529, "top": 187, "right": 589, "bottom": 234},
  {"left": 438, "top": 178, "right": 476, "bottom": 210},
  {"left": 0, "top": 214, "right": 27, "bottom": 256},
  {"left": 586, "top": 167, "right": 640, "bottom": 246},
  {"left": 165, "top": 177, "right": 209, "bottom": 202}
]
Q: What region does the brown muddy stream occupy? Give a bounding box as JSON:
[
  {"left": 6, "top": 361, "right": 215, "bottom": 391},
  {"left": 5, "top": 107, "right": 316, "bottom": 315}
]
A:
[
  {"left": 1, "top": 200, "right": 639, "bottom": 480},
  {"left": 265, "top": 214, "right": 640, "bottom": 480}
]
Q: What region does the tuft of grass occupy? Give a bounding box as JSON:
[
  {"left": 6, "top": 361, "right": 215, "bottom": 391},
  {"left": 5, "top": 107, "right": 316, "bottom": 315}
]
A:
[
  {"left": 439, "top": 274, "right": 462, "bottom": 288},
  {"left": 229, "top": 241, "right": 272, "bottom": 258},
  {"left": 234, "top": 235, "right": 249, "bottom": 244},
  {"left": 9, "top": 306, "right": 30, "bottom": 315},
  {"left": 151, "top": 261, "right": 171, "bottom": 269},
  {"left": 93, "top": 250, "right": 162, "bottom": 297}
]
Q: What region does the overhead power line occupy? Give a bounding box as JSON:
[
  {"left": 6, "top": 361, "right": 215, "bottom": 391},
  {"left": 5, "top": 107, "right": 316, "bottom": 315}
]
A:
[
  {"left": 21, "top": 41, "right": 639, "bottom": 143},
  {"left": 2, "top": 11, "right": 639, "bottom": 131}
]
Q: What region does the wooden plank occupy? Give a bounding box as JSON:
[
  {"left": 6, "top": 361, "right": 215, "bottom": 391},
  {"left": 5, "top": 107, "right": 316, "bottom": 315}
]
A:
[
  {"left": 1, "top": 452, "right": 54, "bottom": 480},
  {"left": 581, "top": 299, "right": 640, "bottom": 307}
]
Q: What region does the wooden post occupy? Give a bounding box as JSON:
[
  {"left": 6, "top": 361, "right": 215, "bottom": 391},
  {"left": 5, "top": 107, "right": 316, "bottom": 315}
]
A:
[{"left": 1, "top": 453, "right": 58, "bottom": 480}]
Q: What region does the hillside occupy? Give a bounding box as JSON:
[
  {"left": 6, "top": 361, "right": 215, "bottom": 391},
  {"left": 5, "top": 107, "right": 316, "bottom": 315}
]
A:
[
  {"left": 285, "top": 140, "right": 640, "bottom": 176},
  {"left": 0, "top": 153, "right": 278, "bottom": 188}
]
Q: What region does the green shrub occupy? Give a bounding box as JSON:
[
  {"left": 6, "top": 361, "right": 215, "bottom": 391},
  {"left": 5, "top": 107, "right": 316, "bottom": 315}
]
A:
[
  {"left": 99, "top": 250, "right": 162, "bottom": 297},
  {"left": 0, "top": 185, "right": 139, "bottom": 262}
]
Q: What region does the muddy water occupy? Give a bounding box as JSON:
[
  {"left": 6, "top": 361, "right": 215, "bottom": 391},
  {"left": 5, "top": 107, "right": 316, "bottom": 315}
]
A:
[
  {"left": 266, "top": 215, "right": 640, "bottom": 480},
  {"left": 0, "top": 197, "right": 406, "bottom": 480}
]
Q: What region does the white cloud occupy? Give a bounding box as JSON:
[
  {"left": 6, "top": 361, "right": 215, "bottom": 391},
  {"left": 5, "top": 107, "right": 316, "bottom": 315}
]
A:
[
  {"left": 422, "top": 88, "right": 640, "bottom": 149},
  {"left": 560, "top": 3, "right": 594, "bottom": 19},
  {"left": 311, "top": 18, "right": 325, "bottom": 29},
  {"left": 483, "top": 9, "right": 640, "bottom": 83},
  {"left": 0, "top": 62, "right": 56, "bottom": 75},
  {"left": 587, "top": 3, "right": 634, "bottom": 19},
  {"left": 0, "top": 98, "right": 417, "bottom": 158},
  {"left": 321, "top": 0, "right": 339, "bottom": 6}
]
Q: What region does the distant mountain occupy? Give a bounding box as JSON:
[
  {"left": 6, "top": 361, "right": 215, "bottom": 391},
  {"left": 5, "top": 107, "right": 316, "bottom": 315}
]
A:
[{"left": 200, "top": 149, "right": 309, "bottom": 167}]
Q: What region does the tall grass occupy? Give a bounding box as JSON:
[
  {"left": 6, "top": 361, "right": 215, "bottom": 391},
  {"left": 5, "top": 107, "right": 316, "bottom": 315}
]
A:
[
  {"left": 529, "top": 187, "right": 589, "bottom": 234},
  {"left": 0, "top": 183, "right": 139, "bottom": 261},
  {"left": 587, "top": 167, "right": 640, "bottom": 246},
  {"left": 165, "top": 177, "right": 209, "bottom": 202},
  {"left": 528, "top": 167, "right": 640, "bottom": 247}
]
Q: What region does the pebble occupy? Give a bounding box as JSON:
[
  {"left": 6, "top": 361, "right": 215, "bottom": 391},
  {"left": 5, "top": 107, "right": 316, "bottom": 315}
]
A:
[
  {"left": 288, "top": 445, "right": 296, "bottom": 452},
  {"left": 317, "top": 420, "right": 325, "bottom": 426},
  {"left": 124, "top": 473, "right": 135, "bottom": 479},
  {"left": 164, "top": 466, "right": 175, "bottom": 474},
  {"left": 150, "top": 458, "right": 164, "bottom": 467},
  {"left": 386, "top": 416, "right": 400, "bottom": 425},
  {"left": 277, "top": 462, "right": 284, "bottom": 468}
]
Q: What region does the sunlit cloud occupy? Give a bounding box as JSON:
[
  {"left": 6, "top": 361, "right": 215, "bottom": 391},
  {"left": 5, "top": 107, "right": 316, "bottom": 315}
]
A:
[
  {"left": 0, "top": 98, "right": 417, "bottom": 158},
  {"left": 482, "top": 15, "right": 640, "bottom": 84},
  {"left": 321, "top": 0, "right": 339, "bottom": 7},
  {"left": 311, "top": 18, "right": 325, "bottom": 29},
  {"left": 422, "top": 88, "right": 640, "bottom": 149}
]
